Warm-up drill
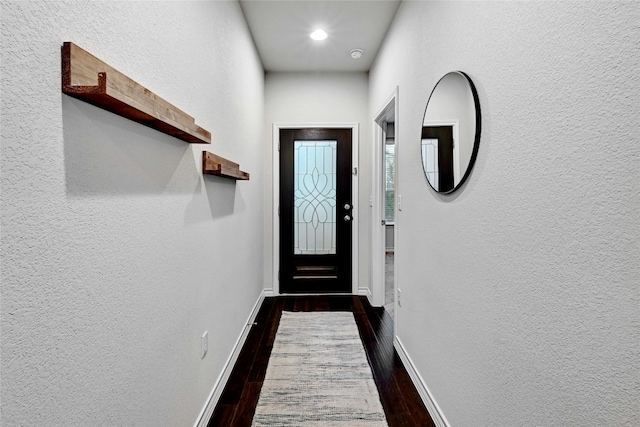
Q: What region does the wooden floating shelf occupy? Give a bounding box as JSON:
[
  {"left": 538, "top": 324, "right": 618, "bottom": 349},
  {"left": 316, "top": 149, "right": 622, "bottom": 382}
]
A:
[
  {"left": 202, "top": 152, "right": 250, "bottom": 181},
  {"left": 62, "top": 42, "right": 211, "bottom": 144}
]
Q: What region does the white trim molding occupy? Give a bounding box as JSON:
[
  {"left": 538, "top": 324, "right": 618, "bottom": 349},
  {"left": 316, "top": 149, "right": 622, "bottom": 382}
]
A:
[
  {"left": 194, "top": 290, "right": 267, "bottom": 427},
  {"left": 272, "top": 122, "right": 360, "bottom": 295},
  {"left": 263, "top": 288, "right": 275, "bottom": 298},
  {"left": 394, "top": 338, "right": 450, "bottom": 427},
  {"left": 358, "top": 287, "right": 372, "bottom": 299}
]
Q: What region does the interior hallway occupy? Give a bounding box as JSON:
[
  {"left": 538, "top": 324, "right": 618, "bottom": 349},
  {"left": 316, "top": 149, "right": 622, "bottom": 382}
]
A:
[{"left": 2, "top": 2, "right": 638, "bottom": 426}]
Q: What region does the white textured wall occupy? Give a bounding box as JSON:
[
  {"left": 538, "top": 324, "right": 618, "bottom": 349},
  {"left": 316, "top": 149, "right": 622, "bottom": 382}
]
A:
[
  {"left": 370, "top": 1, "right": 639, "bottom": 426},
  {"left": 1, "top": 1, "right": 264, "bottom": 426},
  {"left": 263, "top": 72, "right": 371, "bottom": 295}
]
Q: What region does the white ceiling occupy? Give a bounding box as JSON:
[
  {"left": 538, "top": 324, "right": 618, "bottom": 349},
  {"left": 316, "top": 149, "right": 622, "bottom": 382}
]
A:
[{"left": 239, "top": 0, "right": 402, "bottom": 72}]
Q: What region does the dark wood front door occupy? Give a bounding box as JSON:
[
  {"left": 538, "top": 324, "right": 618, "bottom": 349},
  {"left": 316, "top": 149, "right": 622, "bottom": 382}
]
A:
[
  {"left": 422, "top": 125, "right": 454, "bottom": 192},
  {"left": 279, "top": 128, "right": 352, "bottom": 294}
]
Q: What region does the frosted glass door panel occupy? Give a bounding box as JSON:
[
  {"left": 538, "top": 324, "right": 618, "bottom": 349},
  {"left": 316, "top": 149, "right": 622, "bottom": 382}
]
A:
[
  {"left": 294, "top": 141, "right": 337, "bottom": 255},
  {"left": 422, "top": 138, "right": 439, "bottom": 190}
]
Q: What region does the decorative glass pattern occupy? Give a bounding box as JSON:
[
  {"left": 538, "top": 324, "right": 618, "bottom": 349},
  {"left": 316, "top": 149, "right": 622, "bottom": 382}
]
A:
[
  {"left": 294, "top": 141, "right": 337, "bottom": 255},
  {"left": 422, "top": 138, "right": 439, "bottom": 190}
]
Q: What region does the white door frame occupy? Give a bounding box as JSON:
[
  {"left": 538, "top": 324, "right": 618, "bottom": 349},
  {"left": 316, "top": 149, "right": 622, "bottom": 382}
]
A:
[
  {"left": 372, "top": 88, "right": 399, "bottom": 310},
  {"left": 272, "top": 123, "right": 359, "bottom": 295}
]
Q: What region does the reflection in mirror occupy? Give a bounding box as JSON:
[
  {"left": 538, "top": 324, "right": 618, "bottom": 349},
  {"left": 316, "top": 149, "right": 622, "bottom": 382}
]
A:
[{"left": 421, "top": 71, "right": 480, "bottom": 193}]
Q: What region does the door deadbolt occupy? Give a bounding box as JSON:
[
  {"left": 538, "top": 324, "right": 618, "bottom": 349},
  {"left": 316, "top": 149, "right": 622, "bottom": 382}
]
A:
[{"left": 344, "top": 203, "right": 351, "bottom": 210}]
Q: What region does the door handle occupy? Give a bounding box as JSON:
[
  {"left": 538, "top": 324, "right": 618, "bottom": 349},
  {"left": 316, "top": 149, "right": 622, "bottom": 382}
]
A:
[
  {"left": 344, "top": 203, "right": 351, "bottom": 210},
  {"left": 344, "top": 215, "right": 351, "bottom": 222}
]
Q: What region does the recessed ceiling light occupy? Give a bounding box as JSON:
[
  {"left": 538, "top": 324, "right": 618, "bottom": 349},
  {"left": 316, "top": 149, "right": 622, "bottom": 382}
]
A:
[
  {"left": 350, "top": 49, "right": 364, "bottom": 59},
  {"left": 310, "top": 29, "right": 328, "bottom": 41}
]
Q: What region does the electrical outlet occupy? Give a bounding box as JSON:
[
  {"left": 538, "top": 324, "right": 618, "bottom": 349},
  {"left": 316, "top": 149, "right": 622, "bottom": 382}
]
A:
[
  {"left": 397, "top": 288, "right": 402, "bottom": 307},
  {"left": 201, "top": 331, "right": 208, "bottom": 359}
]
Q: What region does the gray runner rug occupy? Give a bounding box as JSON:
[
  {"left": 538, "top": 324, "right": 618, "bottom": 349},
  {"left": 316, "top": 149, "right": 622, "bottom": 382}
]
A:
[{"left": 251, "top": 311, "right": 388, "bottom": 426}]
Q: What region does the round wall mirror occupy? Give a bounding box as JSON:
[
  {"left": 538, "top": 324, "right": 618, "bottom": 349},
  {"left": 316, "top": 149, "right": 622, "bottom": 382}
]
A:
[{"left": 421, "top": 71, "right": 481, "bottom": 193}]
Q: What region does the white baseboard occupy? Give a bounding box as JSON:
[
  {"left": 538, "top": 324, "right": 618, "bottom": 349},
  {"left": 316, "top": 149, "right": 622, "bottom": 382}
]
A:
[
  {"left": 358, "top": 286, "right": 372, "bottom": 298},
  {"left": 194, "top": 289, "right": 267, "bottom": 427},
  {"left": 394, "top": 337, "right": 450, "bottom": 427},
  {"left": 357, "top": 286, "right": 375, "bottom": 307}
]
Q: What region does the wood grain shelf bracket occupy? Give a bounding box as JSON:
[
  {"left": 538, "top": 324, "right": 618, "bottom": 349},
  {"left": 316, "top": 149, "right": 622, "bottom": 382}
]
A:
[
  {"left": 202, "top": 152, "right": 250, "bottom": 181},
  {"left": 61, "top": 42, "right": 211, "bottom": 144}
]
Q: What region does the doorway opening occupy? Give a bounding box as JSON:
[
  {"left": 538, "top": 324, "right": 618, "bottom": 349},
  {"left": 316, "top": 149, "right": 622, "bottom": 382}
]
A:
[
  {"left": 383, "top": 122, "right": 395, "bottom": 317},
  {"left": 373, "top": 88, "right": 398, "bottom": 330}
]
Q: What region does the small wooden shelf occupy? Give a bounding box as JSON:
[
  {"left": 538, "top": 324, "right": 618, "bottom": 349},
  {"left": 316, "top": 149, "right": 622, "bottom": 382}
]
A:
[
  {"left": 202, "top": 152, "right": 250, "bottom": 180},
  {"left": 62, "top": 42, "right": 211, "bottom": 144}
]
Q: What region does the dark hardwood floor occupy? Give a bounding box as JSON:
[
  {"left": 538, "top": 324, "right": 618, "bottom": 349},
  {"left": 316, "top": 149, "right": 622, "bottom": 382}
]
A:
[{"left": 208, "top": 295, "right": 435, "bottom": 426}]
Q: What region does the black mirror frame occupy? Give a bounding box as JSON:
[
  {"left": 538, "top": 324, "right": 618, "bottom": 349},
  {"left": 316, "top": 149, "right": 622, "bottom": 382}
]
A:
[{"left": 421, "top": 71, "right": 482, "bottom": 194}]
